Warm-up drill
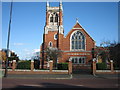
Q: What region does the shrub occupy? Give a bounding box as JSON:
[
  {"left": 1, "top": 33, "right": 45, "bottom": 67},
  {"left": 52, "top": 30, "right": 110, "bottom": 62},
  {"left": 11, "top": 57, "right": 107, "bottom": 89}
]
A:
[
  {"left": 57, "top": 63, "right": 68, "bottom": 70},
  {"left": 96, "top": 63, "right": 107, "bottom": 70},
  {"left": 16, "top": 60, "right": 31, "bottom": 69},
  {"left": 114, "top": 64, "right": 120, "bottom": 70}
]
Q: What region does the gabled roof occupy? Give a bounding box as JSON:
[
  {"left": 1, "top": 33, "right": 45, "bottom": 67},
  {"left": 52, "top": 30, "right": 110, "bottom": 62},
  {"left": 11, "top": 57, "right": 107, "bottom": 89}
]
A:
[
  {"left": 65, "top": 21, "right": 95, "bottom": 42},
  {"left": 73, "top": 22, "right": 82, "bottom": 28}
]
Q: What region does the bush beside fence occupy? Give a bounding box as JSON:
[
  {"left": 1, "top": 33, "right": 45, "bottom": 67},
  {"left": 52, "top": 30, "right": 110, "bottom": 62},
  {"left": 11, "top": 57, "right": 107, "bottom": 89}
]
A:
[
  {"left": 57, "top": 63, "right": 68, "bottom": 70},
  {"left": 6, "top": 60, "right": 72, "bottom": 75},
  {"left": 16, "top": 61, "right": 31, "bottom": 69},
  {"left": 96, "top": 63, "right": 107, "bottom": 70}
]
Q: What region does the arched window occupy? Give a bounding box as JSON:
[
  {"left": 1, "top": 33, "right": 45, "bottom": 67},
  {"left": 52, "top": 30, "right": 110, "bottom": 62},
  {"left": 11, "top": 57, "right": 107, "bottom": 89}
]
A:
[
  {"left": 49, "top": 41, "right": 53, "bottom": 47},
  {"left": 49, "top": 13, "right": 58, "bottom": 23},
  {"left": 50, "top": 15, "right": 53, "bottom": 22},
  {"left": 55, "top": 14, "right": 58, "bottom": 22},
  {"left": 71, "top": 31, "right": 85, "bottom": 50}
]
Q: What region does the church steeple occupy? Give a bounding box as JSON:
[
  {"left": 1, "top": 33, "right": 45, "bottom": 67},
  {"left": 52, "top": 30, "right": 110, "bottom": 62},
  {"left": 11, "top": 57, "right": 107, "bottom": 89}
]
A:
[{"left": 44, "top": 1, "right": 64, "bottom": 34}]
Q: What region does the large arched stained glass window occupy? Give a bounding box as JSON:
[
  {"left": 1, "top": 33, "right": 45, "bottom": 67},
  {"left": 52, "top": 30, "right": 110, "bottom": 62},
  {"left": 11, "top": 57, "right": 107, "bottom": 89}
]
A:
[{"left": 71, "top": 31, "right": 85, "bottom": 50}]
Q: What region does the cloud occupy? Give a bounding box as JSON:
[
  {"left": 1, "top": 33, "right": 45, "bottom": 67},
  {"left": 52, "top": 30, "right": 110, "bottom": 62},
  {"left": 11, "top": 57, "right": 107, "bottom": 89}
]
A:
[
  {"left": 23, "top": 49, "right": 30, "bottom": 52},
  {"left": 13, "top": 43, "right": 24, "bottom": 46},
  {"left": 18, "top": 48, "right": 40, "bottom": 60},
  {"left": 33, "top": 49, "right": 40, "bottom": 52}
]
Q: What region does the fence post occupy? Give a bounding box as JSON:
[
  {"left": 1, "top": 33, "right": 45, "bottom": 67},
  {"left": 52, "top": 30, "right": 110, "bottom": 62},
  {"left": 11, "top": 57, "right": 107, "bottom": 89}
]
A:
[
  {"left": 92, "top": 58, "right": 96, "bottom": 75},
  {"left": 110, "top": 60, "right": 114, "bottom": 73},
  {"left": 12, "top": 60, "right": 16, "bottom": 71},
  {"left": 49, "top": 60, "right": 53, "bottom": 73},
  {"left": 68, "top": 61, "right": 72, "bottom": 74},
  {"left": 31, "top": 60, "right": 34, "bottom": 71}
]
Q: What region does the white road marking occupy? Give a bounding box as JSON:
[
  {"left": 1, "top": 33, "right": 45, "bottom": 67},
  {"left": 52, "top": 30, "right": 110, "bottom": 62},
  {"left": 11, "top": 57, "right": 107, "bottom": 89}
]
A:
[
  {"left": 21, "top": 84, "right": 43, "bottom": 87},
  {"left": 66, "top": 84, "right": 84, "bottom": 87}
]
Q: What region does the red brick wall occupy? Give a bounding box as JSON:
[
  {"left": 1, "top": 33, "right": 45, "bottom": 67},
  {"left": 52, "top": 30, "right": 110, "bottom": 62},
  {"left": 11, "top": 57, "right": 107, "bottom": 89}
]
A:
[
  {"left": 58, "top": 52, "right": 92, "bottom": 64},
  {"left": 59, "top": 11, "right": 63, "bottom": 25},
  {"left": 44, "top": 31, "right": 58, "bottom": 48}
]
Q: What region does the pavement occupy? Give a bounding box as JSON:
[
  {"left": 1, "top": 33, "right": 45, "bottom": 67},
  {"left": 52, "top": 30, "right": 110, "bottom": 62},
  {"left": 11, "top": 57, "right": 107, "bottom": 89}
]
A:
[
  {"left": 95, "top": 74, "right": 120, "bottom": 79},
  {"left": 3, "top": 74, "right": 72, "bottom": 79},
  {"left": 2, "top": 73, "right": 119, "bottom": 79}
]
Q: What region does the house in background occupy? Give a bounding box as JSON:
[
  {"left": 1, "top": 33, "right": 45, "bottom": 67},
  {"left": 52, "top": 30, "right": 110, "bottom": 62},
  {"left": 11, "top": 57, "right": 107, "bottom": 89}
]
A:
[{"left": 0, "top": 49, "right": 19, "bottom": 69}]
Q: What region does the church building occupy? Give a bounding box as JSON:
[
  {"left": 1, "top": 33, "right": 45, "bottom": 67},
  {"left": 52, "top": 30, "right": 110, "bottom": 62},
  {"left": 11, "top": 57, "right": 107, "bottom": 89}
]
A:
[{"left": 40, "top": 2, "right": 95, "bottom": 70}]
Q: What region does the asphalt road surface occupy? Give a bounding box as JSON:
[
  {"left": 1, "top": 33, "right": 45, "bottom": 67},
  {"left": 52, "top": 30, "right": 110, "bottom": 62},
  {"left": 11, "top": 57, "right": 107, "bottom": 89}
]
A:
[{"left": 1, "top": 74, "right": 120, "bottom": 89}]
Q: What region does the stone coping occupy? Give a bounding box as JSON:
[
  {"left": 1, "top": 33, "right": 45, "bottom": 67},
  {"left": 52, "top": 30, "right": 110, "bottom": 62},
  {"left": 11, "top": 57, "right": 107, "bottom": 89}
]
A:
[
  {"left": 33, "top": 70, "right": 49, "bottom": 72},
  {"left": 96, "top": 70, "right": 120, "bottom": 72},
  {"left": 52, "top": 70, "right": 68, "bottom": 72},
  {"left": 2, "top": 69, "right": 68, "bottom": 72},
  {"left": 96, "top": 70, "right": 111, "bottom": 72}
]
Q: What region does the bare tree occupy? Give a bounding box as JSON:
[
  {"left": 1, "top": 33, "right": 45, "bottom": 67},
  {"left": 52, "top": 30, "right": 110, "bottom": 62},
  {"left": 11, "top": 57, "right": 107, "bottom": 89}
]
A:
[
  {"left": 96, "top": 41, "right": 112, "bottom": 63},
  {"left": 45, "top": 47, "right": 63, "bottom": 69},
  {"left": 94, "top": 40, "right": 119, "bottom": 69}
]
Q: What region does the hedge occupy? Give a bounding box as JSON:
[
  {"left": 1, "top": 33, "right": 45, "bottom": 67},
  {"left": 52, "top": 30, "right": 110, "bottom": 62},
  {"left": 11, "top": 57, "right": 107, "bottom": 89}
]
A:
[
  {"left": 96, "top": 63, "right": 107, "bottom": 70},
  {"left": 114, "top": 64, "right": 120, "bottom": 70},
  {"left": 57, "top": 63, "right": 68, "bottom": 70},
  {"left": 16, "top": 61, "right": 31, "bottom": 69}
]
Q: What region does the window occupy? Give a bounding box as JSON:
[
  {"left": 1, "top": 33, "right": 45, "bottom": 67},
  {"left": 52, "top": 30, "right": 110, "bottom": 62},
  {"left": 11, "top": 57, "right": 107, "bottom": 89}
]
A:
[
  {"left": 49, "top": 13, "right": 58, "bottom": 23},
  {"left": 55, "top": 14, "right": 58, "bottom": 22},
  {"left": 50, "top": 16, "right": 53, "bottom": 22},
  {"left": 79, "top": 58, "right": 81, "bottom": 63},
  {"left": 54, "top": 34, "right": 58, "bottom": 40},
  {"left": 71, "top": 57, "right": 86, "bottom": 64},
  {"left": 49, "top": 41, "right": 53, "bottom": 47},
  {"left": 72, "top": 58, "right": 74, "bottom": 63},
  {"left": 74, "top": 58, "right": 77, "bottom": 63},
  {"left": 71, "top": 31, "right": 85, "bottom": 50}
]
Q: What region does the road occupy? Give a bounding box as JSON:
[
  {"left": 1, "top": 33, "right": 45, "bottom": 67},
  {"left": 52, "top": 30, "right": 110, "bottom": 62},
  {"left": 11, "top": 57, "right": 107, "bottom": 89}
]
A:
[{"left": 1, "top": 74, "right": 120, "bottom": 89}]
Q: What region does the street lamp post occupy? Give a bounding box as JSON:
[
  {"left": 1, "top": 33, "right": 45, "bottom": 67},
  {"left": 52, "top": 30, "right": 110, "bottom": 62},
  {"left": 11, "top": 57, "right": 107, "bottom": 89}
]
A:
[{"left": 4, "top": 1, "right": 13, "bottom": 77}]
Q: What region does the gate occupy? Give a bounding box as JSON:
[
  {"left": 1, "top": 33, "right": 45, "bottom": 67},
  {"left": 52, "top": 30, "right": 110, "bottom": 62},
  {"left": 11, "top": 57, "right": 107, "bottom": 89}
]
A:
[{"left": 72, "top": 64, "right": 92, "bottom": 74}]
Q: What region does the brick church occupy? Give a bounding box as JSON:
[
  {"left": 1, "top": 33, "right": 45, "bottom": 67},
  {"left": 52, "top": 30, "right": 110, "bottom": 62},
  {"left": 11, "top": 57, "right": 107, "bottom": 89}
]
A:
[{"left": 40, "top": 1, "right": 95, "bottom": 69}]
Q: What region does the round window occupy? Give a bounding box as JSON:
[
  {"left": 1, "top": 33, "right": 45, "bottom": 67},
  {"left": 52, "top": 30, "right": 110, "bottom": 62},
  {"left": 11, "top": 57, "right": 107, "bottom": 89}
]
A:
[{"left": 54, "top": 34, "right": 58, "bottom": 40}]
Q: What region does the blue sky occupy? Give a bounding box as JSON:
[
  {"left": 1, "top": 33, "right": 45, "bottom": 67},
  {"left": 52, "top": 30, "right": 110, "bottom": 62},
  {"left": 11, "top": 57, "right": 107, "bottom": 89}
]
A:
[{"left": 2, "top": 2, "right": 118, "bottom": 60}]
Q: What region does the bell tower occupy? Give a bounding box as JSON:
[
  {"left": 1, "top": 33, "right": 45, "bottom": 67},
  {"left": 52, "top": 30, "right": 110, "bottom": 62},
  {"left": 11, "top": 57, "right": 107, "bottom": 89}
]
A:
[
  {"left": 43, "top": 1, "right": 64, "bottom": 49},
  {"left": 44, "top": 1, "right": 64, "bottom": 34}
]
